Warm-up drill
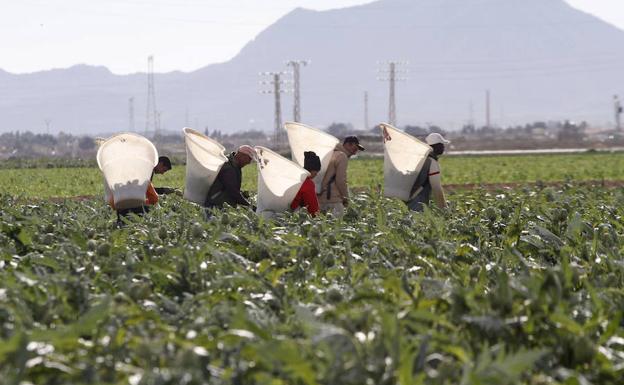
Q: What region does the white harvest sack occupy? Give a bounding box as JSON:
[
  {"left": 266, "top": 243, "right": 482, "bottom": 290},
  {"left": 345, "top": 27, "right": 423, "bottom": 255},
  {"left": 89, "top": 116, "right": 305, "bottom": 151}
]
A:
[
  {"left": 97, "top": 133, "right": 158, "bottom": 210},
  {"left": 284, "top": 122, "right": 339, "bottom": 194},
  {"left": 255, "top": 146, "right": 309, "bottom": 214},
  {"left": 183, "top": 127, "right": 228, "bottom": 205},
  {"left": 380, "top": 123, "right": 432, "bottom": 201}
]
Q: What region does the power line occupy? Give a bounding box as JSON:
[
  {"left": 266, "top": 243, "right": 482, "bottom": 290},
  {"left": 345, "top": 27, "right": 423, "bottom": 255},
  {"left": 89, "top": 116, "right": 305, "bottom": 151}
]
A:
[
  {"left": 615, "top": 95, "right": 622, "bottom": 131},
  {"left": 378, "top": 61, "right": 408, "bottom": 127},
  {"left": 145, "top": 55, "right": 158, "bottom": 138},
  {"left": 286, "top": 60, "right": 309, "bottom": 123},
  {"left": 260, "top": 71, "right": 290, "bottom": 149}
]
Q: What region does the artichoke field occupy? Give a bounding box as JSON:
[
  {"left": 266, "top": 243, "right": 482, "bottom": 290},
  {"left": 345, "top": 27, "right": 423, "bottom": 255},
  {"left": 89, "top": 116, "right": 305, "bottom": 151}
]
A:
[{"left": 1, "top": 184, "right": 624, "bottom": 384}]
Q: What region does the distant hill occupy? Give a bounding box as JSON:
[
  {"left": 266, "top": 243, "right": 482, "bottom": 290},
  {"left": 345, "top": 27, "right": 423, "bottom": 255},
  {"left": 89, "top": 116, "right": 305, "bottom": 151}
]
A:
[{"left": 1, "top": 0, "right": 624, "bottom": 135}]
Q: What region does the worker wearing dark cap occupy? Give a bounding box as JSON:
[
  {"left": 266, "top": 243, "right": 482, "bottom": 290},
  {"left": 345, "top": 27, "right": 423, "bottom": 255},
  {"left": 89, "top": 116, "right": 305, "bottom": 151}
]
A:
[
  {"left": 151, "top": 156, "right": 179, "bottom": 195},
  {"left": 318, "top": 136, "right": 364, "bottom": 217},
  {"left": 291, "top": 151, "right": 321, "bottom": 216}
]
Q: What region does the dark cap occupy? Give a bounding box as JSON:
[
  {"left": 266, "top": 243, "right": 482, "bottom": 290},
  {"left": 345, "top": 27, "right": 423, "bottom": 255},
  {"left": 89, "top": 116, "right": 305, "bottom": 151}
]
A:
[
  {"left": 343, "top": 136, "right": 365, "bottom": 151},
  {"left": 158, "top": 156, "right": 172, "bottom": 169},
  {"left": 303, "top": 151, "right": 321, "bottom": 172}
]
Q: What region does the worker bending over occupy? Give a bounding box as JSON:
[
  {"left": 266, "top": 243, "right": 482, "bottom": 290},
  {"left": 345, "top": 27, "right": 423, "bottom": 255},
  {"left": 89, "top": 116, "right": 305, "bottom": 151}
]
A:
[
  {"left": 318, "top": 136, "right": 364, "bottom": 217},
  {"left": 291, "top": 151, "right": 321, "bottom": 216},
  {"left": 204, "top": 145, "right": 255, "bottom": 209},
  {"left": 151, "top": 156, "right": 178, "bottom": 195},
  {"left": 406, "top": 133, "right": 448, "bottom": 212}
]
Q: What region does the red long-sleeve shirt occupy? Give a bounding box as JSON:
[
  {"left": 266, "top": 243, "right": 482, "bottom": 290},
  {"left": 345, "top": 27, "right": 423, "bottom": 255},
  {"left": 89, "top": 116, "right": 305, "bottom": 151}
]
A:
[{"left": 290, "top": 177, "right": 319, "bottom": 216}]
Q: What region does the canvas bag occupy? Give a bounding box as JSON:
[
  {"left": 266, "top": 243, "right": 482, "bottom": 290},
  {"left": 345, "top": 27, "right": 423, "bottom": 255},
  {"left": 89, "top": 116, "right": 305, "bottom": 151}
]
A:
[
  {"left": 183, "top": 127, "right": 228, "bottom": 205},
  {"left": 380, "top": 123, "right": 432, "bottom": 201},
  {"left": 284, "top": 122, "right": 339, "bottom": 194},
  {"left": 97, "top": 133, "right": 158, "bottom": 209},
  {"left": 255, "top": 146, "right": 309, "bottom": 214}
]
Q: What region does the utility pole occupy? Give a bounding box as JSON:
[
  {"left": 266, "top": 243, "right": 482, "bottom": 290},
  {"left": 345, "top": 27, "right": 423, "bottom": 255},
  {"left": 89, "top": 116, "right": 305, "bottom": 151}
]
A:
[
  {"left": 364, "top": 91, "right": 369, "bottom": 130},
  {"left": 128, "top": 97, "right": 135, "bottom": 131},
  {"left": 286, "top": 60, "right": 309, "bottom": 122},
  {"left": 260, "top": 71, "right": 290, "bottom": 148},
  {"left": 485, "top": 89, "right": 491, "bottom": 129},
  {"left": 145, "top": 55, "right": 158, "bottom": 138},
  {"left": 378, "top": 61, "right": 408, "bottom": 127},
  {"left": 614, "top": 95, "right": 622, "bottom": 131}
]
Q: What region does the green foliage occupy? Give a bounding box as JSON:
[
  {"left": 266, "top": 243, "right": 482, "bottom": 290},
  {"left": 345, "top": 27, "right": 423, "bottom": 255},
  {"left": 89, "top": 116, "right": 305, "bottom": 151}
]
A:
[{"left": 1, "top": 184, "right": 624, "bottom": 384}]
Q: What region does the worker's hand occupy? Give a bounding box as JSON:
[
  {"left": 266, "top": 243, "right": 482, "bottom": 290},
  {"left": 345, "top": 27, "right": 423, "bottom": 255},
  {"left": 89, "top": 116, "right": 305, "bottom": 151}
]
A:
[{"left": 342, "top": 198, "right": 349, "bottom": 207}]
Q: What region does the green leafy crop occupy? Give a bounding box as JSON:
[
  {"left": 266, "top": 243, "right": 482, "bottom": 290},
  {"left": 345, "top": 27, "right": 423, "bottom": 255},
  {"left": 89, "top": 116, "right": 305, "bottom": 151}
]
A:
[{"left": 1, "top": 182, "right": 623, "bottom": 384}]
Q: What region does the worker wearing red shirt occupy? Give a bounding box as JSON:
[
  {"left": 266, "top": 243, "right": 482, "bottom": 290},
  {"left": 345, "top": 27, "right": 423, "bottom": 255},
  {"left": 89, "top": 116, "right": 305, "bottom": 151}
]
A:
[{"left": 291, "top": 151, "right": 321, "bottom": 216}]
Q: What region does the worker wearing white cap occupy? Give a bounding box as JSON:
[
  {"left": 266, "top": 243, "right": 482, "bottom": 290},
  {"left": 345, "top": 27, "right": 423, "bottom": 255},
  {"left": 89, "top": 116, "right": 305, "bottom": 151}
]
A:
[
  {"left": 204, "top": 145, "right": 256, "bottom": 209},
  {"left": 405, "top": 133, "right": 449, "bottom": 212}
]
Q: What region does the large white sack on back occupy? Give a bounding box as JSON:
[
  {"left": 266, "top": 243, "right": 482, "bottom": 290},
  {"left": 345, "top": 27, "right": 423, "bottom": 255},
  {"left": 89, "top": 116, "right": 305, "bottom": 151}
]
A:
[
  {"left": 183, "top": 127, "right": 228, "bottom": 205},
  {"left": 285, "top": 122, "right": 339, "bottom": 194},
  {"left": 255, "top": 146, "right": 309, "bottom": 215},
  {"left": 380, "top": 123, "right": 432, "bottom": 201},
  {"left": 97, "top": 133, "right": 158, "bottom": 210}
]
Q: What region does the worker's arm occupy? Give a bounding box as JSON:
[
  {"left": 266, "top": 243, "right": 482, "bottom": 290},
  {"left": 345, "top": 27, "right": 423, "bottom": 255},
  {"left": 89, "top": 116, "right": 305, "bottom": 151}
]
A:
[
  {"left": 155, "top": 187, "right": 179, "bottom": 195},
  {"left": 220, "top": 168, "right": 250, "bottom": 206},
  {"left": 428, "top": 161, "right": 446, "bottom": 209},
  {"left": 334, "top": 153, "right": 349, "bottom": 200},
  {"left": 145, "top": 183, "right": 159, "bottom": 205}
]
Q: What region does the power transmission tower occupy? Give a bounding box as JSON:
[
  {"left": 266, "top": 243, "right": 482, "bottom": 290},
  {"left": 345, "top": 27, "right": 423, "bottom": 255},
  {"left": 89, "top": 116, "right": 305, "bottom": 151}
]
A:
[
  {"left": 286, "top": 60, "right": 309, "bottom": 122},
  {"left": 614, "top": 95, "right": 622, "bottom": 131},
  {"left": 128, "top": 97, "right": 135, "bottom": 131},
  {"left": 145, "top": 55, "right": 158, "bottom": 137},
  {"left": 364, "top": 91, "right": 369, "bottom": 130},
  {"left": 378, "top": 61, "right": 408, "bottom": 127},
  {"left": 155, "top": 111, "right": 162, "bottom": 142},
  {"left": 44, "top": 119, "right": 51, "bottom": 134},
  {"left": 260, "top": 72, "right": 290, "bottom": 148}
]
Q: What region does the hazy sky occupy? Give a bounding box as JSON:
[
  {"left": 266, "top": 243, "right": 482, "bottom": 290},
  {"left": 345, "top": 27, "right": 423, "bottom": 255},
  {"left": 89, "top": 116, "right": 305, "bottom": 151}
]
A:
[{"left": 1, "top": 0, "right": 622, "bottom": 74}]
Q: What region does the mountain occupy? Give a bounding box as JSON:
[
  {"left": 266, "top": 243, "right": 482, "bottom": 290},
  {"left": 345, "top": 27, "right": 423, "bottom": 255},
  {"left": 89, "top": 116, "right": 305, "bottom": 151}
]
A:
[{"left": 1, "top": 0, "right": 624, "bottom": 135}]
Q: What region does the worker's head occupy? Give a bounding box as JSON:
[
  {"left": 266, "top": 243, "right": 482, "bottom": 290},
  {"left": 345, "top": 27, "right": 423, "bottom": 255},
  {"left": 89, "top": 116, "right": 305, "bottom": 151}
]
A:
[
  {"left": 303, "top": 151, "right": 321, "bottom": 179},
  {"left": 343, "top": 136, "right": 365, "bottom": 157},
  {"left": 425, "top": 133, "right": 450, "bottom": 156},
  {"left": 154, "top": 156, "right": 172, "bottom": 174},
  {"left": 235, "top": 145, "right": 256, "bottom": 167}
]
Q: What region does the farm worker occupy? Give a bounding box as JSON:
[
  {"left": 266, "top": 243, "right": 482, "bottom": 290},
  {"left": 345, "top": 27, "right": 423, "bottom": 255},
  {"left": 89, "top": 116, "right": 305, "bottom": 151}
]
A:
[
  {"left": 151, "top": 156, "right": 178, "bottom": 195},
  {"left": 291, "top": 151, "right": 321, "bottom": 216},
  {"left": 318, "top": 136, "right": 365, "bottom": 216},
  {"left": 406, "top": 133, "right": 449, "bottom": 212},
  {"left": 108, "top": 182, "right": 159, "bottom": 221},
  {"left": 204, "top": 145, "right": 255, "bottom": 209}
]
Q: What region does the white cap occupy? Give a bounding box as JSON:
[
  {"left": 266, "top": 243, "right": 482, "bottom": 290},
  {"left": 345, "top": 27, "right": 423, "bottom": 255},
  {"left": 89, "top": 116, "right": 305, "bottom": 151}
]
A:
[{"left": 425, "top": 133, "right": 450, "bottom": 145}]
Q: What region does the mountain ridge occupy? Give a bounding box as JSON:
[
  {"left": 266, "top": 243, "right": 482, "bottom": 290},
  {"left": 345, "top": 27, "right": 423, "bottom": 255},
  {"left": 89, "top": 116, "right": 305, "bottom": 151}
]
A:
[{"left": 1, "top": 0, "right": 623, "bottom": 134}]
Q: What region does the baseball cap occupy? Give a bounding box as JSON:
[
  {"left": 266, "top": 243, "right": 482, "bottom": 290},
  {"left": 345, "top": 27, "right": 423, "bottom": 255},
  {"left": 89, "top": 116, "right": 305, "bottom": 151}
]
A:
[
  {"left": 425, "top": 133, "right": 450, "bottom": 146},
  {"left": 343, "top": 136, "right": 365, "bottom": 151}
]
